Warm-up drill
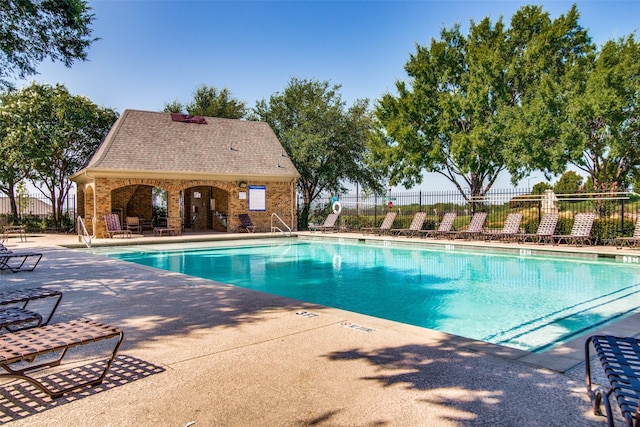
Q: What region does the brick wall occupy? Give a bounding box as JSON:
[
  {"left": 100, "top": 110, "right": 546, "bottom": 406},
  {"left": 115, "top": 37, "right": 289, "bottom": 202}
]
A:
[{"left": 78, "top": 177, "right": 297, "bottom": 237}]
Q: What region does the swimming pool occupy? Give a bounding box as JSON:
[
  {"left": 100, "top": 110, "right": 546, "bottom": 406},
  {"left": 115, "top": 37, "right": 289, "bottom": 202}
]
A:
[{"left": 97, "top": 238, "right": 640, "bottom": 352}]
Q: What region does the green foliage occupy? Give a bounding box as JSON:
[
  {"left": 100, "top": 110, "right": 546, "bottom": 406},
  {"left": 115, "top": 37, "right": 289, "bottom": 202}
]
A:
[
  {"left": 555, "top": 217, "right": 574, "bottom": 235},
  {"left": 553, "top": 171, "right": 583, "bottom": 195},
  {"left": 591, "top": 218, "right": 633, "bottom": 243},
  {"left": 531, "top": 182, "right": 553, "bottom": 194},
  {"left": 508, "top": 34, "right": 640, "bottom": 189},
  {"left": 0, "top": 82, "right": 118, "bottom": 227},
  {"left": 375, "top": 5, "right": 591, "bottom": 200},
  {"left": 163, "top": 84, "right": 247, "bottom": 119},
  {"left": 252, "top": 78, "right": 386, "bottom": 229},
  {"left": 0, "top": 0, "right": 96, "bottom": 87}
]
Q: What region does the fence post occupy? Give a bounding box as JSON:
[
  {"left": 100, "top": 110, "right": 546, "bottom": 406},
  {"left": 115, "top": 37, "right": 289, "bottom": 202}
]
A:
[{"left": 621, "top": 198, "right": 625, "bottom": 235}]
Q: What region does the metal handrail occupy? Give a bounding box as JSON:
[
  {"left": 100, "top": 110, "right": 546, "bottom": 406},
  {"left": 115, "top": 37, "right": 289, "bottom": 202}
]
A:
[
  {"left": 77, "top": 216, "right": 92, "bottom": 248},
  {"left": 270, "top": 213, "right": 292, "bottom": 236}
]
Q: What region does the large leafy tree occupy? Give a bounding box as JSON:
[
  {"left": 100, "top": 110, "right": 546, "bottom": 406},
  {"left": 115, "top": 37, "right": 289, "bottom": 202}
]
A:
[
  {"left": 0, "top": 88, "right": 31, "bottom": 217},
  {"left": 374, "top": 5, "right": 591, "bottom": 201},
  {"left": 0, "top": 0, "right": 96, "bottom": 88},
  {"left": 507, "top": 35, "right": 640, "bottom": 191},
  {"left": 1, "top": 82, "right": 118, "bottom": 227},
  {"left": 251, "top": 78, "right": 386, "bottom": 228},
  {"left": 163, "top": 84, "right": 246, "bottom": 119}
]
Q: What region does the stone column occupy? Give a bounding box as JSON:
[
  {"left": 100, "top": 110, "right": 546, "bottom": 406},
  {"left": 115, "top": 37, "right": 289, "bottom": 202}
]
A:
[{"left": 167, "top": 188, "right": 182, "bottom": 234}]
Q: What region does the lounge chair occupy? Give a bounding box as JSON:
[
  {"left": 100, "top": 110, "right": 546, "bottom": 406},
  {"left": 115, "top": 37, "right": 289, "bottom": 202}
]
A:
[
  {"left": 553, "top": 213, "right": 595, "bottom": 246},
  {"left": 420, "top": 212, "right": 457, "bottom": 239},
  {"left": 448, "top": 212, "right": 487, "bottom": 240},
  {"left": 392, "top": 212, "right": 427, "bottom": 237},
  {"left": 585, "top": 335, "right": 640, "bottom": 427},
  {"left": 238, "top": 214, "right": 256, "bottom": 233},
  {"left": 614, "top": 218, "right": 640, "bottom": 249},
  {"left": 483, "top": 213, "right": 523, "bottom": 242},
  {"left": 104, "top": 214, "right": 131, "bottom": 238},
  {"left": 361, "top": 212, "right": 397, "bottom": 236},
  {"left": 0, "top": 217, "right": 26, "bottom": 243},
  {"left": 518, "top": 213, "right": 559, "bottom": 244},
  {"left": 0, "top": 243, "right": 42, "bottom": 273},
  {"left": 0, "top": 318, "right": 123, "bottom": 398},
  {"left": 0, "top": 287, "right": 62, "bottom": 332},
  {"left": 309, "top": 213, "right": 340, "bottom": 233},
  {"left": 125, "top": 216, "right": 141, "bottom": 234}
]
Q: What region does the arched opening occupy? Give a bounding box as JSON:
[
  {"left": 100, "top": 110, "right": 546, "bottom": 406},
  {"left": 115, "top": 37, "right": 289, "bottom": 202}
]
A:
[{"left": 181, "top": 185, "right": 230, "bottom": 232}]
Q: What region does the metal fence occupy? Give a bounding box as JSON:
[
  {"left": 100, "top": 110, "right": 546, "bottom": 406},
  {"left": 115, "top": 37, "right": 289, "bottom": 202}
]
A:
[
  {"left": 300, "top": 188, "right": 640, "bottom": 243},
  {"left": 0, "top": 194, "right": 76, "bottom": 232}
]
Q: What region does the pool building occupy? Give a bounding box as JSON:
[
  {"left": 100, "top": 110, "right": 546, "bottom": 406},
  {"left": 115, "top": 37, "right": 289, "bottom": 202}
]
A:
[{"left": 71, "top": 109, "right": 300, "bottom": 237}]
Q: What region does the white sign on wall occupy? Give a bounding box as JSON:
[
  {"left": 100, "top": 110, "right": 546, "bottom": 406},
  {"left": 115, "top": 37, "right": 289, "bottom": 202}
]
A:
[{"left": 248, "top": 185, "right": 266, "bottom": 211}]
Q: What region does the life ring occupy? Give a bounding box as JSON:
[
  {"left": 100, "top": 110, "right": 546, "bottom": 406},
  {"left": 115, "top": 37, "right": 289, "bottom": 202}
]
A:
[{"left": 332, "top": 201, "right": 342, "bottom": 215}]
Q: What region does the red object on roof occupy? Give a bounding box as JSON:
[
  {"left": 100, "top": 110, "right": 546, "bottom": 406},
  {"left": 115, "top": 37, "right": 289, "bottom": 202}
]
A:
[{"left": 170, "top": 113, "right": 207, "bottom": 124}]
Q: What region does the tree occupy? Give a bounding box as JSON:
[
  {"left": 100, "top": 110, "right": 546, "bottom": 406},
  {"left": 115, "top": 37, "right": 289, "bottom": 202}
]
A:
[
  {"left": 553, "top": 171, "right": 583, "bottom": 195},
  {"left": 251, "top": 78, "right": 386, "bottom": 228},
  {"left": 374, "top": 5, "right": 592, "bottom": 202},
  {"left": 163, "top": 84, "right": 246, "bottom": 119},
  {"left": 0, "top": 0, "right": 96, "bottom": 88},
  {"left": 0, "top": 88, "right": 31, "bottom": 217},
  {"left": 1, "top": 82, "right": 118, "bottom": 227},
  {"left": 506, "top": 34, "right": 640, "bottom": 192}
]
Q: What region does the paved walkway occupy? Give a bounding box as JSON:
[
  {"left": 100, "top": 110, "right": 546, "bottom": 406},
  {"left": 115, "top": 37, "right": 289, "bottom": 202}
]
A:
[{"left": 0, "top": 231, "right": 633, "bottom": 426}]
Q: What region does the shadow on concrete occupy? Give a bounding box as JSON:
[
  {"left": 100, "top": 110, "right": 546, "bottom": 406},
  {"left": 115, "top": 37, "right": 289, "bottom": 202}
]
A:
[{"left": 0, "top": 355, "right": 165, "bottom": 423}]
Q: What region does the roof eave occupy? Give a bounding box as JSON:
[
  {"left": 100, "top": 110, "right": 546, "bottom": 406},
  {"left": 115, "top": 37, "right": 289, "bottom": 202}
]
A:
[{"left": 71, "top": 168, "right": 299, "bottom": 183}]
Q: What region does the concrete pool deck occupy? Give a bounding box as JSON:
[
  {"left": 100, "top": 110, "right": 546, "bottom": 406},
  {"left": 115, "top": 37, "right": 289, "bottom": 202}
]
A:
[{"left": 0, "top": 231, "right": 636, "bottom": 426}]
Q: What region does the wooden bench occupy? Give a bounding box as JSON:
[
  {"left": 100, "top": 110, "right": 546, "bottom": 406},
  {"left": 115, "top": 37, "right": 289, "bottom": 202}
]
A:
[
  {"left": 0, "top": 318, "right": 124, "bottom": 398},
  {"left": 586, "top": 335, "right": 640, "bottom": 426},
  {"left": 0, "top": 287, "right": 62, "bottom": 330}
]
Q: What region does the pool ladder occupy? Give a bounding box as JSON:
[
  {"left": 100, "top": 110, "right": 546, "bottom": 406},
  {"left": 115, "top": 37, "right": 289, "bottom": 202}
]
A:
[
  {"left": 77, "top": 216, "right": 93, "bottom": 248},
  {"left": 270, "top": 213, "right": 292, "bottom": 236}
]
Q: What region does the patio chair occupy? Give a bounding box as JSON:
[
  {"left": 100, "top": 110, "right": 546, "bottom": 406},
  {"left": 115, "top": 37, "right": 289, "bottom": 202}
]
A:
[
  {"left": 518, "top": 213, "right": 559, "bottom": 244},
  {"left": 0, "top": 287, "right": 62, "bottom": 332},
  {"left": 0, "top": 243, "right": 42, "bottom": 273},
  {"left": 125, "top": 216, "right": 141, "bottom": 234},
  {"left": 585, "top": 335, "right": 640, "bottom": 427},
  {"left": 448, "top": 212, "right": 487, "bottom": 240},
  {"left": 104, "top": 214, "right": 131, "bottom": 238},
  {"left": 0, "top": 217, "right": 26, "bottom": 243},
  {"left": 309, "top": 213, "right": 340, "bottom": 233},
  {"left": 0, "top": 318, "right": 123, "bottom": 398},
  {"left": 483, "top": 213, "right": 523, "bottom": 242},
  {"left": 361, "top": 212, "right": 397, "bottom": 236},
  {"left": 614, "top": 218, "right": 640, "bottom": 249},
  {"left": 420, "top": 212, "right": 457, "bottom": 239},
  {"left": 392, "top": 212, "right": 427, "bottom": 237},
  {"left": 238, "top": 214, "right": 256, "bottom": 233},
  {"left": 553, "top": 213, "right": 595, "bottom": 246}
]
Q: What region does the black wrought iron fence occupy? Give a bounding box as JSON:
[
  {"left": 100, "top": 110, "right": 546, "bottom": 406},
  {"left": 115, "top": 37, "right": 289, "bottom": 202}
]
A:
[
  {"left": 0, "top": 194, "right": 76, "bottom": 232},
  {"left": 300, "top": 188, "right": 640, "bottom": 244}
]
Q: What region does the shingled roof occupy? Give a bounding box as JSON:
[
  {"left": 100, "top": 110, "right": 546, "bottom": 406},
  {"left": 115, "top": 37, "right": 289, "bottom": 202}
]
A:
[{"left": 72, "top": 109, "right": 299, "bottom": 182}]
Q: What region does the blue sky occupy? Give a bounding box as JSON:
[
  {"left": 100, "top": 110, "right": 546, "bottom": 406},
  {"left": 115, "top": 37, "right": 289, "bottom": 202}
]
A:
[{"left": 23, "top": 0, "right": 640, "bottom": 191}]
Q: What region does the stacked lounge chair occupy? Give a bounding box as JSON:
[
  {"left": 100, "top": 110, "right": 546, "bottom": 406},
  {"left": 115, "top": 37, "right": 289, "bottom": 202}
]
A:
[
  {"left": 0, "top": 286, "right": 124, "bottom": 398},
  {"left": 0, "top": 243, "right": 42, "bottom": 272}
]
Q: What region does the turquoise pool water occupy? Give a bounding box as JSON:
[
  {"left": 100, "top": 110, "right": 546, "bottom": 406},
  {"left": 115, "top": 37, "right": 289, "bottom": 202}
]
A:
[{"left": 98, "top": 239, "right": 640, "bottom": 352}]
